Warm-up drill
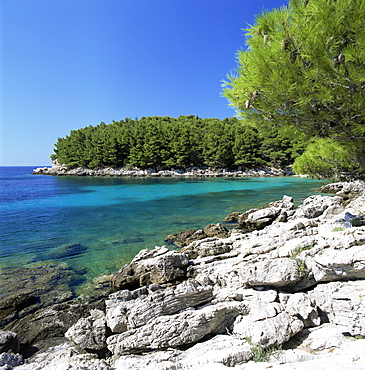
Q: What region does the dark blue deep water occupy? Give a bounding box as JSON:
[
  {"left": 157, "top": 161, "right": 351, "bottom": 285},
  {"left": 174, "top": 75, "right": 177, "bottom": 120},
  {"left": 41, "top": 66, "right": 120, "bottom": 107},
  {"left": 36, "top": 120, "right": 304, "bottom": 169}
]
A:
[{"left": 0, "top": 167, "right": 326, "bottom": 293}]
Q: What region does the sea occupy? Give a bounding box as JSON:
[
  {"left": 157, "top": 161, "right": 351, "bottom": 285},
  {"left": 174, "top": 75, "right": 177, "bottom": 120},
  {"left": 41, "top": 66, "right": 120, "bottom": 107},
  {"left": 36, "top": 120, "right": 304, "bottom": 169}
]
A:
[{"left": 0, "top": 166, "right": 327, "bottom": 295}]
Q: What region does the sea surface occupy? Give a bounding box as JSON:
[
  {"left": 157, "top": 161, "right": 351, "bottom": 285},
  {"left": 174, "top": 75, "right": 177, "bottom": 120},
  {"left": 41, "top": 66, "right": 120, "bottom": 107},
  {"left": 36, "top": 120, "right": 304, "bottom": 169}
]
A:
[{"left": 0, "top": 166, "right": 327, "bottom": 293}]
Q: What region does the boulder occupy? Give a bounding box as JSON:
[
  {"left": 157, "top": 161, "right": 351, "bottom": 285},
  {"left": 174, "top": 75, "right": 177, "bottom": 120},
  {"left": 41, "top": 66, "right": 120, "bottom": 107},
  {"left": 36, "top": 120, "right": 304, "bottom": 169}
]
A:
[
  {"left": 166, "top": 225, "right": 229, "bottom": 248},
  {"left": 113, "top": 350, "right": 180, "bottom": 370},
  {"left": 233, "top": 300, "right": 304, "bottom": 348},
  {"left": 181, "top": 238, "right": 233, "bottom": 260},
  {"left": 319, "top": 180, "right": 365, "bottom": 197},
  {"left": 241, "top": 258, "right": 303, "bottom": 288},
  {"left": 309, "top": 280, "right": 365, "bottom": 336},
  {"left": 280, "top": 292, "right": 320, "bottom": 328},
  {"left": 269, "top": 195, "right": 295, "bottom": 210},
  {"left": 106, "top": 280, "right": 213, "bottom": 333},
  {"left": 237, "top": 206, "right": 282, "bottom": 230},
  {"left": 295, "top": 195, "right": 343, "bottom": 219},
  {"left": 203, "top": 223, "right": 229, "bottom": 238},
  {"left": 111, "top": 247, "right": 190, "bottom": 290},
  {"left": 296, "top": 324, "right": 352, "bottom": 353},
  {"left": 310, "top": 244, "right": 365, "bottom": 283},
  {"left": 248, "top": 207, "right": 281, "bottom": 222},
  {"left": 65, "top": 309, "right": 107, "bottom": 351},
  {"left": 177, "top": 335, "right": 253, "bottom": 367},
  {"left": 165, "top": 229, "right": 200, "bottom": 247},
  {"left": 107, "top": 303, "right": 243, "bottom": 355},
  {"left": 184, "top": 229, "right": 208, "bottom": 245},
  {"left": 223, "top": 212, "right": 244, "bottom": 223},
  {"left": 12, "top": 341, "right": 112, "bottom": 370}
]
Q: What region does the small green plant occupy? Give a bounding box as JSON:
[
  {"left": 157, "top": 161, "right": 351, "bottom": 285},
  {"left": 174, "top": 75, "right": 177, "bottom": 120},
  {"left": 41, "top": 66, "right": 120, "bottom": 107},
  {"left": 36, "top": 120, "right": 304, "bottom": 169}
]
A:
[
  {"left": 291, "top": 244, "right": 314, "bottom": 258},
  {"left": 354, "top": 335, "right": 365, "bottom": 340},
  {"left": 250, "top": 344, "right": 282, "bottom": 362},
  {"left": 290, "top": 256, "right": 307, "bottom": 274},
  {"left": 332, "top": 226, "right": 345, "bottom": 232}
]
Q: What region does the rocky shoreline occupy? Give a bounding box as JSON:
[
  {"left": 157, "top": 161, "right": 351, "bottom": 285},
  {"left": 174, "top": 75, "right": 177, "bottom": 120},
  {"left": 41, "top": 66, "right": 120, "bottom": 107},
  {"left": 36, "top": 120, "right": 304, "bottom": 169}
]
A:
[
  {"left": 2, "top": 181, "right": 365, "bottom": 369},
  {"left": 32, "top": 161, "right": 294, "bottom": 177}
]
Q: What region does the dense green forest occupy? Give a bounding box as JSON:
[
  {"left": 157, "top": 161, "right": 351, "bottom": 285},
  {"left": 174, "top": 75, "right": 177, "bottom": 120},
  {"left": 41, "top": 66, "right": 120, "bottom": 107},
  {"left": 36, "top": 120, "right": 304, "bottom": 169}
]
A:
[
  {"left": 52, "top": 0, "right": 365, "bottom": 178},
  {"left": 51, "top": 116, "right": 307, "bottom": 170}
]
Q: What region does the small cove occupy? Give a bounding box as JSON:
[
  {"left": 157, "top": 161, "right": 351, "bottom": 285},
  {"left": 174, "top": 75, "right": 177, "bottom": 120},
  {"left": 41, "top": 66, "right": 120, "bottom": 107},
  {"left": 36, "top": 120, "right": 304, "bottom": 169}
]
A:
[{"left": 0, "top": 167, "right": 327, "bottom": 294}]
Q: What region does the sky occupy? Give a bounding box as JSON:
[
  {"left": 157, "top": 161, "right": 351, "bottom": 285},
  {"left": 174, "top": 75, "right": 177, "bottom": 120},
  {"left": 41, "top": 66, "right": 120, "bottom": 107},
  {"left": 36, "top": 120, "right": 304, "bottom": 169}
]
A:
[{"left": 0, "top": 0, "right": 287, "bottom": 166}]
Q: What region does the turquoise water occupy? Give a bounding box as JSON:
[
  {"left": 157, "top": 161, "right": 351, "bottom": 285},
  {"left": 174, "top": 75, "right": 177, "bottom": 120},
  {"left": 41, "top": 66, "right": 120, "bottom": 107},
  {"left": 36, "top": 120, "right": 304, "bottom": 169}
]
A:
[{"left": 0, "top": 167, "right": 326, "bottom": 291}]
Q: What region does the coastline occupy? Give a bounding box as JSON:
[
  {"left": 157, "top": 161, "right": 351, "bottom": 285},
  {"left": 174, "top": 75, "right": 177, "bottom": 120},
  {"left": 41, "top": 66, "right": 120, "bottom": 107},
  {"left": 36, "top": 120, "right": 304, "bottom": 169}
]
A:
[
  {"left": 32, "top": 162, "right": 295, "bottom": 178},
  {"left": 2, "top": 181, "right": 365, "bottom": 369}
]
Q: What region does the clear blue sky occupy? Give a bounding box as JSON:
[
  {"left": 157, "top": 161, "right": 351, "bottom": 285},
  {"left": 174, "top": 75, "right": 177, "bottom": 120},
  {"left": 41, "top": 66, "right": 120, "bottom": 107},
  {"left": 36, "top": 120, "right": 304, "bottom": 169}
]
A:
[{"left": 0, "top": 0, "right": 287, "bottom": 166}]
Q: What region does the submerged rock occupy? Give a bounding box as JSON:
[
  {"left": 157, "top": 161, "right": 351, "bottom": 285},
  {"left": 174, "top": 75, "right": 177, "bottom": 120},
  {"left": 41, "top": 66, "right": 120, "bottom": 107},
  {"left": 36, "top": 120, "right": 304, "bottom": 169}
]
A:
[
  {"left": 165, "top": 229, "right": 206, "bottom": 247},
  {"left": 5, "top": 302, "right": 93, "bottom": 349},
  {"left": 0, "top": 265, "right": 81, "bottom": 328}
]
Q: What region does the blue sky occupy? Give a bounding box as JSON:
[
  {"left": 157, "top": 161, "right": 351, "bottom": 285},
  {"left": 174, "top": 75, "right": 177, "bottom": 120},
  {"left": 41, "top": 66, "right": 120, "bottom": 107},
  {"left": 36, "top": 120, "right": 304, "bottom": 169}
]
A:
[{"left": 0, "top": 0, "right": 287, "bottom": 166}]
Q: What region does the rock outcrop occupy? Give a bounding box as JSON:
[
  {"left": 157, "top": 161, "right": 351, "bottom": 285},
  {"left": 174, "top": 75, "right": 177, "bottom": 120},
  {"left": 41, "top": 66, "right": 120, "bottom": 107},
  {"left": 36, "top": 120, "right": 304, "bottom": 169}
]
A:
[
  {"left": 166, "top": 223, "right": 229, "bottom": 247},
  {"left": 111, "top": 246, "right": 190, "bottom": 290},
  {"left": 3, "top": 182, "right": 365, "bottom": 369},
  {"left": 32, "top": 161, "right": 293, "bottom": 178}
]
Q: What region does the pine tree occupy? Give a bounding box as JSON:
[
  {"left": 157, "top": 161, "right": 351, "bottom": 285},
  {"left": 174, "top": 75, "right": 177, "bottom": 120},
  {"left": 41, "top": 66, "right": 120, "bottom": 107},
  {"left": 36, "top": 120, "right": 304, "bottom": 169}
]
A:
[{"left": 223, "top": 0, "right": 365, "bottom": 178}]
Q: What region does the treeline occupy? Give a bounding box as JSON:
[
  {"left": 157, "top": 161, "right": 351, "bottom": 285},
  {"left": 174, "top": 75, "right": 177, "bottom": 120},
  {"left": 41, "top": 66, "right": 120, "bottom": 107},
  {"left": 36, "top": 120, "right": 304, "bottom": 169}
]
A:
[{"left": 52, "top": 115, "right": 307, "bottom": 169}]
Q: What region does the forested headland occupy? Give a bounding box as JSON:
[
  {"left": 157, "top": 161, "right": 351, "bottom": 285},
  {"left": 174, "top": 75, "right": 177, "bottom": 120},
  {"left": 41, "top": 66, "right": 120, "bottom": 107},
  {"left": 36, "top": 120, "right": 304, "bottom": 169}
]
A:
[
  {"left": 52, "top": 0, "right": 365, "bottom": 180},
  {"left": 51, "top": 115, "right": 307, "bottom": 170}
]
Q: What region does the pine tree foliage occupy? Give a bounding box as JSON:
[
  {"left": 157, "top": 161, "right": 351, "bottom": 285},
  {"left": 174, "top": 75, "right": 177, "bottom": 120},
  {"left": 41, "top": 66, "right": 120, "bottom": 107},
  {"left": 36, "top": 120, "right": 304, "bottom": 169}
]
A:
[
  {"left": 224, "top": 0, "right": 365, "bottom": 138},
  {"left": 223, "top": 0, "right": 365, "bottom": 178},
  {"left": 51, "top": 116, "right": 305, "bottom": 170},
  {"left": 292, "top": 137, "right": 357, "bottom": 178}
]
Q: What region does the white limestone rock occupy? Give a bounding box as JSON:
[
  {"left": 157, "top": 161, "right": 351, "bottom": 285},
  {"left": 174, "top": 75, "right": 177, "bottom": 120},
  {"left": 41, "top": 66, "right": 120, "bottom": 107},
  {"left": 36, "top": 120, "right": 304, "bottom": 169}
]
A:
[
  {"left": 311, "top": 244, "right": 365, "bottom": 282},
  {"left": 295, "top": 195, "right": 343, "bottom": 219},
  {"left": 107, "top": 302, "right": 243, "bottom": 355},
  {"left": 248, "top": 207, "right": 281, "bottom": 221},
  {"left": 177, "top": 335, "right": 253, "bottom": 367},
  {"left": 241, "top": 257, "right": 303, "bottom": 288},
  {"left": 65, "top": 309, "right": 107, "bottom": 351},
  {"left": 233, "top": 296, "right": 304, "bottom": 348},
  {"left": 298, "top": 324, "right": 352, "bottom": 353},
  {"left": 111, "top": 246, "right": 190, "bottom": 289},
  {"left": 14, "top": 341, "right": 111, "bottom": 370},
  {"left": 309, "top": 280, "right": 365, "bottom": 336},
  {"left": 282, "top": 292, "right": 321, "bottom": 328},
  {"left": 106, "top": 279, "right": 213, "bottom": 333},
  {"left": 113, "top": 350, "right": 180, "bottom": 370}
]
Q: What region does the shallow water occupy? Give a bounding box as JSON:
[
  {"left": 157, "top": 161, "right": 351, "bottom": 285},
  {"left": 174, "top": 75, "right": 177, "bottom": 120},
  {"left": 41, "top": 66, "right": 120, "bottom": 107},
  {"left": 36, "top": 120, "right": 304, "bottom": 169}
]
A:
[{"left": 0, "top": 167, "right": 326, "bottom": 291}]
